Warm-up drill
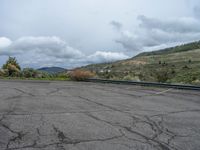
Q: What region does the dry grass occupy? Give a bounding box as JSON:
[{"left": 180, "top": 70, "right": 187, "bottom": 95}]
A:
[{"left": 69, "top": 70, "right": 95, "bottom": 81}]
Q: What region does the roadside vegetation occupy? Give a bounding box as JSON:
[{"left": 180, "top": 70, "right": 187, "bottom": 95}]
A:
[
  {"left": 0, "top": 57, "right": 95, "bottom": 81},
  {"left": 1, "top": 41, "right": 200, "bottom": 85},
  {"left": 0, "top": 57, "right": 66, "bottom": 80},
  {"left": 83, "top": 41, "right": 200, "bottom": 85},
  {"left": 69, "top": 69, "right": 95, "bottom": 81}
]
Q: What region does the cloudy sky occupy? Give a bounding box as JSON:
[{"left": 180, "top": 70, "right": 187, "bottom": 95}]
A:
[{"left": 0, "top": 0, "right": 200, "bottom": 68}]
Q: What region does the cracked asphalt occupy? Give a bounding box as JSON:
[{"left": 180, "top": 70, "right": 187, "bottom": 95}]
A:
[{"left": 0, "top": 80, "right": 200, "bottom": 150}]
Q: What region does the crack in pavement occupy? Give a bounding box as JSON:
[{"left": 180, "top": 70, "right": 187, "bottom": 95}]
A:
[
  {"left": 5, "top": 124, "right": 125, "bottom": 150},
  {"left": 47, "top": 88, "right": 62, "bottom": 96},
  {"left": 0, "top": 94, "right": 188, "bottom": 150},
  {"left": 0, "top": 120, "right": 27, "bottom": 150},
  {"left": 84, "top": 112, "right": 179, "bottom": 150},
  {"left": 0, "top": 109, "right": 119, "bottom": 117},
  {"left": 52, "top": 124, "right": 125, "bottom": 145},
  {"left": 151, "top": 109, "right": 200, "bottom": 117},
  {"left": 77, "top": 96, "right": 185, "bottom": 149},
  {"left": 4, "top": 95, "right": 22, "bottom": 101},
  {"left": 13, "top": 88, "right": 35, "bottom": 97},
  {"left": 0, "top": 95, "right": 27, "bottom": 150},
  {"left": 90, "top": 86, "right": 142, "bottom": 98},
  {"left": 78, "top": 96, "right": 121, "bottom": 112},
  {"left": 1, "top": 82, "right": 200, "bottom": 150},
  {"left": 92, "top": 86, "right": 173, "bottom": 98},
  {"left": 46, "top": 87, "right": 75, "bottom": 96}
]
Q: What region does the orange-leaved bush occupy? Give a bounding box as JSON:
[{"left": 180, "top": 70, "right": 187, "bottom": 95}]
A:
[{"left": 69, "top": 70, "right": 95, "bottom": 81}]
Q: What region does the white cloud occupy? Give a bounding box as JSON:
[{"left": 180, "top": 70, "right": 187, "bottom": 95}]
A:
[
  {"left": 87, "top": 51, "right": 129, "bottom": 64},
  {"left": 0, "top": 36, "right": 129, "bottom": 68},
  {"left": 0, "top": 37, "right": 12, "bottom": 49},
  {"left": 1, "top": 36, "right": 84, "bottom": 58}
]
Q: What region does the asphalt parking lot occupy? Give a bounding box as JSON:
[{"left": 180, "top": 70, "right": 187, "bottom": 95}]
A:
[{"left": 0, "top": 80, "right": 200, "bottom": 150}]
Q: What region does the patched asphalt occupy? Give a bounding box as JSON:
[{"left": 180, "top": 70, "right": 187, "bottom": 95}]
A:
[{"left": 0, "top": 80, "right": 200, "bottom": 150}]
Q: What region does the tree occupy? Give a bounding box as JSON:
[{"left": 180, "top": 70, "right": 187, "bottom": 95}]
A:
[
  {"left": 3, "top": 57, "right": 21, "bottom": 70},
  {"left": 2, "top": 57, "right": 21, "bottom": 76}
]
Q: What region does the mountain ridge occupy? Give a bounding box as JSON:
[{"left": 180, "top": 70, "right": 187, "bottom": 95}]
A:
[{"left": 37, "top": 67, "right": 66, "bottom": 74}]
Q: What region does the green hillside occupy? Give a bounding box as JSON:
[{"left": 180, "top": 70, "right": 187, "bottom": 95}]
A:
[
  {"left": 83, "top": 41, "right": 200, "bottom": 85},
  {"left": 136, "top": 41, "right": 200, "bottom": 57}
]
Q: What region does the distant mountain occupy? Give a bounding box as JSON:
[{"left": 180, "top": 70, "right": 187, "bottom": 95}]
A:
[
  {"left": 37, "top": 67, "right": 66, "bottom": 74},
  {"left": 82, "top": 41, "right": 200, "bottom": 85}
]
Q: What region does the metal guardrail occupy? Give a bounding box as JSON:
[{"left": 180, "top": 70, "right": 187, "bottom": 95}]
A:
[{"left": 86, "top": 78, "right": 200, "bottom": 91}]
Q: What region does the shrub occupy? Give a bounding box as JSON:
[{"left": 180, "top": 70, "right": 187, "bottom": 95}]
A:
[
  {"left": 69, "top": 70, "right": 95, "bottom": 81},
  {"left": 0, "top": 69, "right": 6, "bottom": 77},
  {"left": 6, "top": 64, "right": 20, "bottom": 77},
  {"left": 182, "top": 65, "right": 189, "bottom": 69},
  {"left": 35, "top": 71, "right": 51, "bottom": 78},
  {"left": 22, "top": 68, "right": 38, "bottom": 78},
  {"left": 155, "top": 68, "right": 170, "bottom": 83},
  {"left": 123, "top": 75, "right": 140, "bottom": 81},
  {"left": 56, "top": 72, "right": 70, "bottom": 79}
]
